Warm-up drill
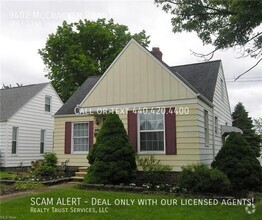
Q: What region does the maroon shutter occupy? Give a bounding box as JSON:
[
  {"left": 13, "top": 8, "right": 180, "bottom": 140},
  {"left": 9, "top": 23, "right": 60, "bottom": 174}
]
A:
[
  {"left": 64, "top": 122, "right": 72, "bottom": 154},
  {"left": 128, "top": 111, "right": 137, "bottom": 152},
  {"left": 89, "top": 121, "right": 94, "bottom": 150},
  {"left": 165, "top": 108, "right": 177, "bottom": 155}
]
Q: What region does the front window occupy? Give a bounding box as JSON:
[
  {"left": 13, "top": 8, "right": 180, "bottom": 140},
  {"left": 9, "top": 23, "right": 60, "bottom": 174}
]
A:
[
  {"left": 204, "top": 110, "right": 209, "bottom": 146},
  {"left": 72, "top": 123, "right": 89, "bottom": 152},
  {"left": 45, "top": 96, "right": 51, "bottom": 112},
  {"left": 12, "top": 127, "right": 18, "bottom": 154},
  {"left": 139, "top": 111, "right": 164, "bottom": 153},
  {"left": 40, "top": 130, "right": 45, "bottom": 154}
]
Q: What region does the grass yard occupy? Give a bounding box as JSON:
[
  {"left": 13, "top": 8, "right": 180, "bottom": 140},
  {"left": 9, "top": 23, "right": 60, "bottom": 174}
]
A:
[
  {"left": 0, "top": 188, "right": 261, "bottom": 220},
  {"left": 0, "top": 171, "right": 14, "bottom": 179}
]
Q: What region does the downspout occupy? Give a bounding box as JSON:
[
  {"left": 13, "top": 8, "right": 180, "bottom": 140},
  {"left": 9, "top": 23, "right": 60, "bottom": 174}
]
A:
[
  {"left": 212, "top": 108, "right": 215, "bottom": 160},
  {"left": 4, "top": 121, "right": 9, "bottom": 167}
]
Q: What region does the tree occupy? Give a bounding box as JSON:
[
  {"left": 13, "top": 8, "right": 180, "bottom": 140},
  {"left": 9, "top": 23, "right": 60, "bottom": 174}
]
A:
[
  {"left": 212, "top": 133, "right": 262, "bottom": 191},
  {"left": 232, "top": 102, "right": 261, "bottom": 157},
  {"left": 39, "top": 18, "right": 150, "bottom": 102},
  {"left": 155, "top": 0, "right": 262, "bottom": 79},
  {"left": 254, "top": 117, "right": 262, "bottom": 135},
  {"left": 85, "top": 112, "right": 136, "bottom": 184}
]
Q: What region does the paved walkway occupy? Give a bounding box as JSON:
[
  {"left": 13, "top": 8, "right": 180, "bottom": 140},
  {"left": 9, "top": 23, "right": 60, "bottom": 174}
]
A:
[{"left": 0, "top": 182, "right": 76, "bottom": 203}]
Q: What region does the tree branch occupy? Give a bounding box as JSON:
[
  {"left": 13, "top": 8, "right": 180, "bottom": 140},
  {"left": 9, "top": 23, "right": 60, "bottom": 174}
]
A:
[
  {"left": 234, "top": 58, "right": 262, "bottom": 81},
  {"left": 190, "top": 48, "right": 220, "bottom": 61}
]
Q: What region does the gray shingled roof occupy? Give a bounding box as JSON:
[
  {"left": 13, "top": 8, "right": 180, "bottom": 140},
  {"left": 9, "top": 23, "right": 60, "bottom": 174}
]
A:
[
  {"left": 170, "top": 60, "right": 221, "bottom": 102},
  {"left": 55, "top": 76, "right": 101, "bottom": 115},
  {"left": 0, "top": 83, "right": 49, "bottom": 122}
]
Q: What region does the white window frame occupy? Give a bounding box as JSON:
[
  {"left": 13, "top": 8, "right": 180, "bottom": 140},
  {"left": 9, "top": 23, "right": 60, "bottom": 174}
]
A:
[
  {"left": 12, "top": 127, "right": 18, "bottom": 155},
  {"left": 204, "top": 110, "right": 209, "bottom": 147},
  {"left": 137, "top": 111, "right": 166, "bottom": 154},
  {"left": 40, "top": 129, "right": 45, "bottom": 154},
  {"left": 45, "top": 96, "right": 52, "bottom": 112},
  {"left": 71, "top": 122, "right": 89, "bottom": 154}
]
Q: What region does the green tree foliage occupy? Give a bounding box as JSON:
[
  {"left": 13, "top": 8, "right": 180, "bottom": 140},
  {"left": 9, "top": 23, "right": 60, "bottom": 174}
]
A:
[
  {"left": 85, "top": 112, "right": 136, "bottom": 184},
  {"left": 155, "top": 0, "right": 262, "bottom": 77},
  {"left": 254, "top": 117, "right": 262, "bottom": 135},
  {"left": 39, "top": 18, "right": 150, "bottom": 101},
  {"left": 212, "top": 133, "right": 262, "bottom": 191},
  {"left": 232, "top": 102, "right": 261, "bottom": 157},
  {"left": 178, "top": 163, "right": 230, "bottom": 193}
]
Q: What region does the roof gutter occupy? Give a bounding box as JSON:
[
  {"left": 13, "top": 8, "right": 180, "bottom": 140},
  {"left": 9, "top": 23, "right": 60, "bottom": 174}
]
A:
[{"left": 197, "top": 93, "right": 214, "bottom": 107}]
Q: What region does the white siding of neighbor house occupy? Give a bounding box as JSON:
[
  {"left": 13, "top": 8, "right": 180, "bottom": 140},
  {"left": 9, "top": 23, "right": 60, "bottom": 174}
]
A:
[
  {"left": 0, "top": 122, "right": 7, "bottom": 167},
  {"left": 4, "top": 84, "right": 63, "bottom": 167},
  {"left": 198, "top": 64, "right": 232, "bottom": 165}
]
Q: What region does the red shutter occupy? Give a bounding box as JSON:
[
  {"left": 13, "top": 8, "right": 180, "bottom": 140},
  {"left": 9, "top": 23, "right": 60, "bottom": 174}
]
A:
[
  {"left": 128, "top": 111, "right": 137, "bottom": 152},
  {"left": 89, "top": 121, "right": 94, "bottom": 150},
  {"left": 64, "top": 122, "right": 72, "bottom": 154},
  {"left": 165, "top": 108, "right": 177, "bottom": 155}
]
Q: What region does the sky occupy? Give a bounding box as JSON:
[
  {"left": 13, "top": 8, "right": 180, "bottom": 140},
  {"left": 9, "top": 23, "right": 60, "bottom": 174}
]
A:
[{"left": 0, "top": 0, "right": 261, "bottom": 118}]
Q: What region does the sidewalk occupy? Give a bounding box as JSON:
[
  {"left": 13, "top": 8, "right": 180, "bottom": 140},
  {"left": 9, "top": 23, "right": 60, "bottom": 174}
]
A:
[{"left": 0, "top": 182, "right": 76, "bottom": 203}]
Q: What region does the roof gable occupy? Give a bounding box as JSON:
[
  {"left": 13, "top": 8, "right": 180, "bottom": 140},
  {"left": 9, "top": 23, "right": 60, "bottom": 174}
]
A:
[
  {"left": 0, "top": 83, "right": 49, "bottom": 122},
  {"left": 80, "top": 39, "right": 196, "bottom": 108}
]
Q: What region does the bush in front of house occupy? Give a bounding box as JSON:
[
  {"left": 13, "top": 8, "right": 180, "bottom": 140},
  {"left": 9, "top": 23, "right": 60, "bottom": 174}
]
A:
[
  {"left": 212, "top": 133, "right": 262, "bottom": 191},
  {"left": 178, "top": 163, "right": 230, "bottom": 194},
  {"left": 85, "top": 112, "right": 137, "bottom": 184},
  {"left": 137, "top": 155, "right": 172, "bottom": 184},
  {"left": 34, "top": 152, "right": 57, "bottom": 178}
]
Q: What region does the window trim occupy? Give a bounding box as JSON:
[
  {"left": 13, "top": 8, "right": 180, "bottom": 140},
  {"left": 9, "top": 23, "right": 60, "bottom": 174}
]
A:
[
  {"left": 204, "top": 110, "right": 209, "bottom": 147},
  {"left": 12, "top": 127, "right": 18, "bottom": 155},
  {"left": 71, "top": 122, "right": 89, "bottom": 154},
  {"left": 45, "top": 95, "right": 52, "bottom": 112},
  {"left": 137, "top": 111, "right": 166, "bottom": 154},
  {"left": 40, "top": 129, "right": 45, "bottom": 154}
]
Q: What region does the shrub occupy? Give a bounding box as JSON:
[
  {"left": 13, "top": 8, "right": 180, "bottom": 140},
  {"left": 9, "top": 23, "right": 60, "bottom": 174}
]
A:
[
  {"left": 34, "top": 152, "right": 57, "bottom": 178},
  {"left": 43, "top": 152, "right": 57, "bottom": 167},
  {"left": 212, "top": 133, "right": 262, "bottom": 191},
  {"left": 178, "top": 163, "right": 230, "bottom": 193},
  {"left": 34, "top": 166, "right": 56, "bottom": 177},
  {"left": 137, "top": 155, "right": 172, "bottom": 184},
  {"left": 86, "top": 112, "right": 136, "bottom": 184}
]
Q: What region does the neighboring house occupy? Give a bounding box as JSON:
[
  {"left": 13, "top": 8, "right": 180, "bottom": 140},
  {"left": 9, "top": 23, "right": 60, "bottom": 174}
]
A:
[
  {"left": 0, "top": 83, "right": 63, "bottom": 167},
  {"left": 54, "top": 39, "right": 241, "bottom": 171}
]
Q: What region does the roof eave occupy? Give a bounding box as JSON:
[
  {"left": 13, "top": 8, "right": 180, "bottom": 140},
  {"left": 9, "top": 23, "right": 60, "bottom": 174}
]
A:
[{"left": 197, "top": 93, "right": 214, "bottom": 107}]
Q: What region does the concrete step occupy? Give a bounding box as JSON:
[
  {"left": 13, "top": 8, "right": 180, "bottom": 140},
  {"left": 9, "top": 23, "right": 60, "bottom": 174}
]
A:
[
  {"left": 75, "top": 171, "right": 87, "bottom": 177},
  {"left": 71, "top": 176, "right": 84, "bottom": 182},
  {"left": 79, "top": 167, "right": 88, "bottom": 172}
]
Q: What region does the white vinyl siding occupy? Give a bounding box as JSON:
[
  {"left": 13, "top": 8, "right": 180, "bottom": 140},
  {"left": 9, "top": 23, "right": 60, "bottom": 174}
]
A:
[
  {"left": 138, "top": 111, "right": 165, "bottom": 153},
  {"left": 221, "top": 79, "right": 224, "bottom": 101},
  {"left": 72, "top": 123, "right": 89, "bottom": 152},
  {"left": 2, "top": 84, "right": 63, "bottom": 167}
]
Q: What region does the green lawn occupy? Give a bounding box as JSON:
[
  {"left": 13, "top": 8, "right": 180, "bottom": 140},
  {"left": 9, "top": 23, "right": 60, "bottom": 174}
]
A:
[
  {"left": 0, "top": 171, "right": 14, "bottom": 179},
  {"left": 0, "top": 188, "right": 261, "bottom": 220}
]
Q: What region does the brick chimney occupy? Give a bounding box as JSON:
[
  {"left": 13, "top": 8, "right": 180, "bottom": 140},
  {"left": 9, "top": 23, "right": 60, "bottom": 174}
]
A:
[{"left": 151, "top": 47, "right": 162, "bottom": 61}]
